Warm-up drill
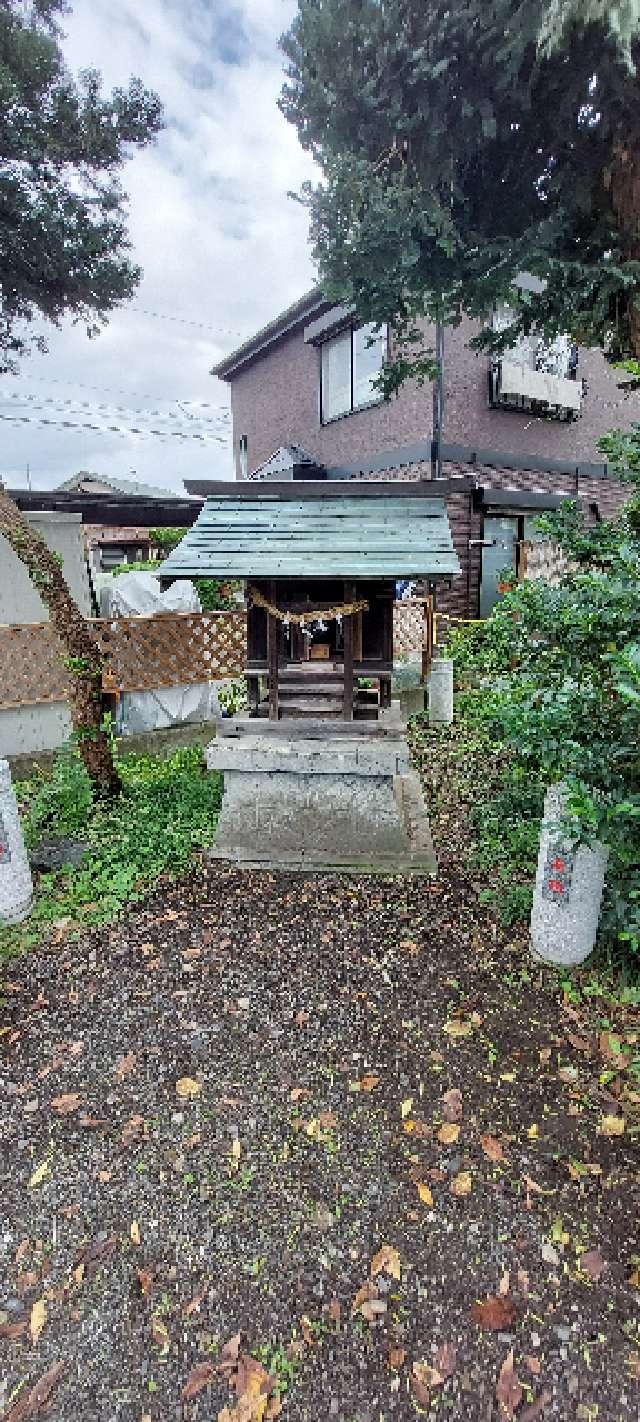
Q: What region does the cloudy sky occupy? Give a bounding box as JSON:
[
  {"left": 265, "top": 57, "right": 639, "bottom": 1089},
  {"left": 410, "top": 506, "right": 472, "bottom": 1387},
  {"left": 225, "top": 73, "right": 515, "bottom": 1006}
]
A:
[{"left": 2, "top": 0, "right": 316, "bottom": 493}]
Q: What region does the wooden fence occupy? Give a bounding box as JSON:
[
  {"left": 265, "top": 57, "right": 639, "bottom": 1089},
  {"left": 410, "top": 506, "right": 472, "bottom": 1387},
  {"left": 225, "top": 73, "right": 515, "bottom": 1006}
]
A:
[
  {"left": 0, "top": 611, "right": 247, "bottom": 711},
  {"left": 0, "top": 602, "right": 429, "bottom": 714}
]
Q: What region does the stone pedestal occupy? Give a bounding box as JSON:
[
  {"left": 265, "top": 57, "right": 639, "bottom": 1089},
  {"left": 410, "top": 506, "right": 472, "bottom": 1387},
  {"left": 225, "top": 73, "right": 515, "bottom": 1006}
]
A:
[
  {"left": 428, "top": 658, "right": 454, "bottom": 725},
  {"left": 206, "top": 712, "right": 435, "bottom": 874},
  {"left": 530, "top": 784, "right": 608, "bottom": 966},
  {"left": 0, "top": 759, "right": 33, "bottom": 925}
]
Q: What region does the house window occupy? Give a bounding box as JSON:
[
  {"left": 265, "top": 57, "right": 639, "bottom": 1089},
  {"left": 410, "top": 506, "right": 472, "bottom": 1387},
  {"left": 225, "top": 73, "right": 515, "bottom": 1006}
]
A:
[{"left": 320, "top": 323, "right": 386, "bottom": 423}]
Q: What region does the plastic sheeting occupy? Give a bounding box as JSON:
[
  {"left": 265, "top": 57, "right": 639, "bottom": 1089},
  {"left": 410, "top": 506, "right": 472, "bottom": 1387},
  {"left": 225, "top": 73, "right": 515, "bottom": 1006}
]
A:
[{"left": 107, "top": 571, "right": 220, "bottom": 734}]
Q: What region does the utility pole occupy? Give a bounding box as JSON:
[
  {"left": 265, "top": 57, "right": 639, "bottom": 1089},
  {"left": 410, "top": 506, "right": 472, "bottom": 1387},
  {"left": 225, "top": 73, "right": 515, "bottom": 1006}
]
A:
[{"left": 431, "top": 318, "right": 445, "bottom": 481}]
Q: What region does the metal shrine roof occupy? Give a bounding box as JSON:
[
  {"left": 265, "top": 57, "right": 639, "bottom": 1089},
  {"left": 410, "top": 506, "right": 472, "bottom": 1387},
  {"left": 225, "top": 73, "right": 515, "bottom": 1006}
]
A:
[{"left": 160, "top": 483, "right": 461, "bottom": 580}]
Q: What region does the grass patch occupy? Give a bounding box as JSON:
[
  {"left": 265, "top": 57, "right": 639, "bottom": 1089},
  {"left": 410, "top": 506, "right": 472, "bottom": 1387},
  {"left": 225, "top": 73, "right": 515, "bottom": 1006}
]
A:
[{"left": 1, "top": 745, "right": 223, "bottom": 961}]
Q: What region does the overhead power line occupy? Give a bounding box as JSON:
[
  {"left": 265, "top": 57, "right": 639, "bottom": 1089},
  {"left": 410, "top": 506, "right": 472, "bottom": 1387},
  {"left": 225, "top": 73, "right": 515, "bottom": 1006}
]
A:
[
  {"left": 5, "top": 372, "right": 231, "bottom": 407},
  {"left": 0, "top": 410, "right": 229, "bottom": 444},
  {"left": 0, "top": 388, "right": 229, "bottom": 427}
]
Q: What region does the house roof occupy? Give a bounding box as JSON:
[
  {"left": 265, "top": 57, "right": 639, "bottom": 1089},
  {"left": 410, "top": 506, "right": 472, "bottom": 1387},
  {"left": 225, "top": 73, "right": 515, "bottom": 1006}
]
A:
[
  {"left": 212, "top": 287, "right": 326, "bottom": 381},
  {"left": 160, "top": 483, "right": 461, "bottom": 580},
  {"left": 57, "top": 472, "right": 183, "bottom": 500}
]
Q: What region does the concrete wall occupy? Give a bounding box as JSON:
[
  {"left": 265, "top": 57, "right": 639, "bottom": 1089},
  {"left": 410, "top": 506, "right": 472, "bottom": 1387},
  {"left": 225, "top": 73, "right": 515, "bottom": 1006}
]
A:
[
  {"left": 229, "top": 314, "right": 640, "bottom": 478},
  {"left": 0, "top": 511, "right": 92, "bottom": 623},
  {"left": 0, "top": 511, "right": 92, "bottom": 758}
]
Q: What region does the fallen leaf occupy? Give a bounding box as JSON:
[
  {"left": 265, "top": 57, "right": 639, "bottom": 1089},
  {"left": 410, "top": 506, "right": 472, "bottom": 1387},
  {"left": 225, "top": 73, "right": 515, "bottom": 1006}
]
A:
[
  {"left": 558, "top": 1066, "right": 580, "bottom": 1085},
  {"left": 50, "top": 1093, "right": 81, "bottom": 1115},
  {"left": 470, "top": 1295, "right": 517, "bottom": 1330},
  {"left": 289, "top": 1087, "right": 310, "bottom": 1102},
  {"left": 579, "top": 1248, "right": 606, "bottom": 1282},
  {"left": 413, "top": 1361, "right": 444, "bottom": 1394},
  {"left": 541, "top": 1242, "right": 559, "bottom": 1267},
  {"left": 327, "top": 1295, "right": 341, "bottom": 1325},
  {"left": 434, "top": 1341, "right": 457, "bottom": 1379},
  {"left": 498, "top": 1270, "right": 510, "bottom": 1297},
  {"left": 0, "top": 1320, "right": 28, "bottom": 1340},
  {"left": 121, "top": 1114, "right": 145, "bottom": 1146},
  {"left": 442, "top": 1088, "right": 463, "bottom": 1121},
  {"left": 525, "top": 1355, "right": 541, "bottom": 1376},
  {"left": 566, "top": 1032, "right": 593, "bottom": 1055},
  {"left": 3, "top": 1361, "right": 65, "bottom": 1422},
  {"left": 73, "top": 1233, "right": 117, "bottom": 1280},
  {"left": 300, "top": 1315, "right": 315, "bottom": 1347},
  {"left": 151, "top": 1315, "right": 169, "bottom": 1351},
  {"left": 520, "top": 1391, "right": 553, "bottom": 1421},
  {"left": 30, "top": 1297, "right": 46, "bottom": 1343},
  {"left": 480, "top": 1134, "right": 506, "bottom": 1162},
  {"left": 219, "top": 1331, "right": 242, "bottom": 1379},
  {"left": 130, "top": 1220, "right": 141, "bottom": 1246},
  {"left": 113, "top": 1052, "right": 136, "bottom": 1079},
  {"left": 28, "top": 1157, "right": 51, "bottom": 1189},
  {"left": 400, "top": 1097, "right": 413, "bottom": 1118},
  {"left": 599, "top": 1113, "right": 625, "bottom": 1137},
  {"left": 176, "top": 1076, "right": 201, "bottom": 1099},
  {"left": 496, "top": 1349, "right": 523, "bottom": 1418},
  {"left": 137, "top": 1267, "right": 154, "bottom": 1297},
  {"left": 182, "top": 1361, "right": 216, "bottom": 1400},
  {"left": 388, "top": 1346, "right": 406, "bottom": 1369},
  {"left": 539, "top": 1047, "right": 552, "bottom": 1064},
  {"left": 443, "top": 1019, "right": 472, "bottom": 1038},
  {"left": 371, "top": 1243, "right": 401, "bottom": 1280},
  {"left": 450, "top": 1170, "right": 472, "bottom": 1197},
  {"left": 416, "top": 1182, "right": 434, "bottom": 1205},
  {"left": 527, "top": 1124, "right": 539, "bottom": 1140},
  {"left": 438, "top": 1122, "right": 460, "bottom": 1145}
]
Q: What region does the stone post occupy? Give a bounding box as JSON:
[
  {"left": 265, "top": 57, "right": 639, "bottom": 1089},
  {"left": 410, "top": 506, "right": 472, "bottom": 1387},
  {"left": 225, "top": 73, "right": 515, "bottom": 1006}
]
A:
[
  {"left": 0, "top": 759, "right": 33, "bottom": 925},
  {"left": 428, "top": 657, "right": 454, "bottom": 725},
  {"left": 530, "top": 783, "right": 608, "bottom": 966}
]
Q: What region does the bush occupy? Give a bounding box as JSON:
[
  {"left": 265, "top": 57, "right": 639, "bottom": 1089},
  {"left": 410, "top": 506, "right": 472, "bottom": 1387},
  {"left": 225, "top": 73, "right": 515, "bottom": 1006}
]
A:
[{"left": 20, "top": 748, "right": 93, "bottom": 848}]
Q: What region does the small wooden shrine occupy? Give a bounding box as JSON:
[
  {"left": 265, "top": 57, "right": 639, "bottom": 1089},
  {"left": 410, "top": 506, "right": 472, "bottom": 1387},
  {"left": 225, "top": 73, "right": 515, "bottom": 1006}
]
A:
[{"left": 161, "top": 480, "right": 460, "bottom": 724}]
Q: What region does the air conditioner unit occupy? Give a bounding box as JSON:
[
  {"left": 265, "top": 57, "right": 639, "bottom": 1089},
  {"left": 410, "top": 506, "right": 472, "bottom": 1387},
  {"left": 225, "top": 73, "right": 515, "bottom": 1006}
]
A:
[{"left": 490, "top": 359, "right": 583, "bottom": 420}]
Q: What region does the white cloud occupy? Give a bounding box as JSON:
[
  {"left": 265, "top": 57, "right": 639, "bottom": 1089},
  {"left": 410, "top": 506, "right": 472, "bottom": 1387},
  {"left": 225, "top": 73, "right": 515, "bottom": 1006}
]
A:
[{"left": 1, "top": 0, "right": 316, "bottom": 492}]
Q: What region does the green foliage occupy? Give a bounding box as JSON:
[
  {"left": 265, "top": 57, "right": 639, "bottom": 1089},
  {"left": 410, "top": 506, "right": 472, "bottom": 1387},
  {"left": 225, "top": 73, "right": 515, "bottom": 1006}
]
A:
[
  {"left": 20, "top": 747, "right": 94, "bottom": 848},
  {"left": 148, "top": 527, "right": 186, "bottom": 553},
  {"left": 106, "top": 560, "right": 239, "bottom": 611},
  {"left": 3, "top": 745, "right": 222, "bottom": 960},
  {"left": 281, "top": 1, "right": 640, "bottom": 382},
  {"left": 218, "top": 677, "right": 248, "bottom": 716},
  {"left": 446, "top": 437, "right": 640, "bottom": 965},
  {"left": 0, "top": 0, "right": 163, "bottom": 369}
]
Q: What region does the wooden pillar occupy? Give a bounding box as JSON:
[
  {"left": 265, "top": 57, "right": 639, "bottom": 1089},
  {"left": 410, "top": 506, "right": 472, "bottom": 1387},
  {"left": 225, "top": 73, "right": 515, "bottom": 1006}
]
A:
[
  {"left": 267, "top": 579, "right": 279, "bottom": 721},
  {"left": 343, "top": 580, "right": 354, "bottom": 721},
  {"left": 422, "top": 594, "right": 434, "bottom": 681}
]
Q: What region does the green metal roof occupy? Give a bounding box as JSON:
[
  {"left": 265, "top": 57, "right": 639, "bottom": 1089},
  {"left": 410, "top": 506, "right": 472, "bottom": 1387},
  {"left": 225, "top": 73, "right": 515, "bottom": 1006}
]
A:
[{"left": 160, "top": 492, "right": 460, "bottom": 579}]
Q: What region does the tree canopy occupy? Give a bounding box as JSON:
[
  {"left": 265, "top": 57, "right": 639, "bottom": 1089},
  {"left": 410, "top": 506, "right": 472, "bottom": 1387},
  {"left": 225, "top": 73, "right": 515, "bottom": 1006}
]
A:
[
  {"left": 0, "top": 0, "right": 163, "bottom": 369},
  {"left": 281, "top": 1, "right": 640, "bottom": 390}
]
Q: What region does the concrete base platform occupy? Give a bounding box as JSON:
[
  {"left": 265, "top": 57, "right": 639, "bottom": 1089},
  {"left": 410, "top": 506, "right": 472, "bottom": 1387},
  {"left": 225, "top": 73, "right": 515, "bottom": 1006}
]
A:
[{"left": 206, "top": 712, "right": 436, "bottom": 875}]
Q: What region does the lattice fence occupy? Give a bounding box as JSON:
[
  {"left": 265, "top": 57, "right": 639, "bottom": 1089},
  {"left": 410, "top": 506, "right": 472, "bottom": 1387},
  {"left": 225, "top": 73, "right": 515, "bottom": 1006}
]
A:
[
  {"left": 0, "top": 611, "right": 248, "bottom": 711},
  {"left": 393, "top": 600, "right": 425, "bottom": 660}
]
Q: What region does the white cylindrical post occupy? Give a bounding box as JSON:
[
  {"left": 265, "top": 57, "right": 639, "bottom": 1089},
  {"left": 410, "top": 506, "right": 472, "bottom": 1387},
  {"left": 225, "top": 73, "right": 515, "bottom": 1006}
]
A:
[
  {"left": 428, "top": 657, "right": 454, "bottom": 725},
  {"left": 0, "top": 759, "right": 33, "bottom": 925},
  {"left": 530, "top": 783, "right": 607, "bottom": 967}
]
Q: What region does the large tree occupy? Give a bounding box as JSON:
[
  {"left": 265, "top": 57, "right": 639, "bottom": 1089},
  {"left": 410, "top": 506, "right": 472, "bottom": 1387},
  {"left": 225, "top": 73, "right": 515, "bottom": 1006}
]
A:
[
  {"left": 280, "top": 1, "right": 640, "bottom": 392},
  {"left": 0, "top": 0, "right": 163, "bottom": 793}
]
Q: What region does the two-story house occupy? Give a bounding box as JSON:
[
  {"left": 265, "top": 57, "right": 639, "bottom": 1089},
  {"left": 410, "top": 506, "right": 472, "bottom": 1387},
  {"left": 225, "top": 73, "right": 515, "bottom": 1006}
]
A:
[{"left": 205, "top": 284, "right": 637, "bottom": 617}]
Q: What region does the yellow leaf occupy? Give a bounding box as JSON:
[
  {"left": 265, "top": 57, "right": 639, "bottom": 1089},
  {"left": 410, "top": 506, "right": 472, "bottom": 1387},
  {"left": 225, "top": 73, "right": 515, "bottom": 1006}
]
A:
[
  {"left": 371, "top": 1243, "right": 401, "bottom": 1280},
  {"left": 438, "top": 1122, "right": 460, "bottom": 1145},
  {"left": 443, "top": 1020, "right": 472, "bottom": 1038},
  {"left": 130, "top": 1219, "right": 141, "bottom": 1246},
  {"left": 450, "top": 1171, "right": 472, "bottom": 1197},
  {"left": 600, "top": 1114, "right": 625, "bottom": 1137},
  {"left": 231, "top": 1137, "right": 241, "bottom": 1160},
  {"left": 400, "top": 1098, "right": 413, "bottom": 1119},
  {"left": 28, "top": 1157, "right": 51, "bottom": 1189},
  {"left": 30, "top": 1296, "right": 46, "bottom": 1342},
  {"left": 416, "top": 1182, "right": 433, "bottom": 1206},
  {"left": 527, "top": 1124, "right": 539, "bottom": 1140},
  {"left": 402, "top": 1119, "right": 417, "bottom": 1134},
  {"left": 176, "top": 1076, "right": 201, "bottom": 1099}
]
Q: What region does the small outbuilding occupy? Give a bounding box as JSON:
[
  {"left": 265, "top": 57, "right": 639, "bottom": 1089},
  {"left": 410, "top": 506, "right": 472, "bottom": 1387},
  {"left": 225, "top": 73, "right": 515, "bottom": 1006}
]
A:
[{"left": 161, "top": 480, "right": 460, "bottom": 722}]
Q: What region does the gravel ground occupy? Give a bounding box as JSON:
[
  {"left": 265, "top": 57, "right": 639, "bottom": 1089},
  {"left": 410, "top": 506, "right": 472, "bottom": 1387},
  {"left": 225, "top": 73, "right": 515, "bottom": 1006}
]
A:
[{"left": 1, "top": 745, "right": 639, "bottom": 1421}]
